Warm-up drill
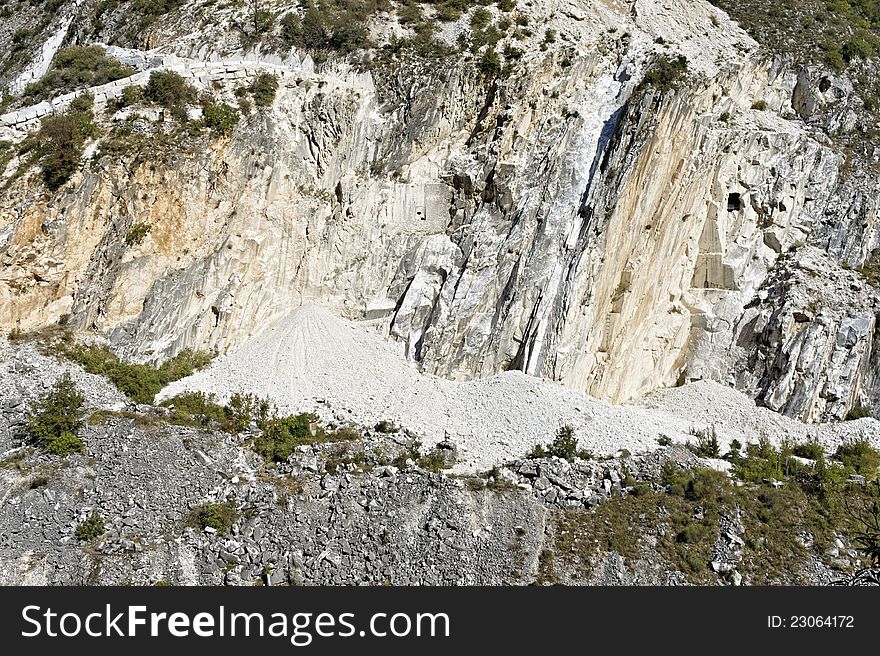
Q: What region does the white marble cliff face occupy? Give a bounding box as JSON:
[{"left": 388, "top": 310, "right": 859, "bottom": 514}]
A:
[{"left": 0, "top": 0, "right": 877, "bottom": 421}]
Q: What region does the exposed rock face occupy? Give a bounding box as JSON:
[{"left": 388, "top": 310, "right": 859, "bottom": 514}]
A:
[{"left": 1, "top": 0, "right": 879, "bottom": 421}]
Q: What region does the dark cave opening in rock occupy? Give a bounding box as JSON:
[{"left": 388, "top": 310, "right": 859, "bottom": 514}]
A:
[{"left": 727, "top": 193, "right": 742, "bottom": 212}]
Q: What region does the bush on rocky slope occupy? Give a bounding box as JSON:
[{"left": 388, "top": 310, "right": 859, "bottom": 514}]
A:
[
  {"left": 143, "top": 70, "right": 198, "bottom": 121},
  {"left": 161, "top": 391, "right": 270, "bottom": 433},
  {"left": 62, "top": 344, "right": 213, "bottom": 404},
  {"left": 74, "top": 513, "right": 106, "bottom": 542},
  {"left": 528, "top": 425, "right": 593, "bottom": 461},
  {"left": 641, "top": 54, "right": 689, "bottom": 94},
  {"left": 26, "top": 373, "right": 85, "bottom": 456},
  {"left": 246, "top": 72, "right": 279, "bottom": 107},
  {"left": 23, "top": 45, "right": 135, "bottom": 103},
  {"left": 19, "top": 94, "right": 96, "bottom": 190},
  {"left": 254, "top": 413, "right": 332, "bottom": 462},
  {"left": 202, "top": 102, "right": 239, "bottom": 136},
  {"left": 188, "top": 502, "right": 237, "bottom": 534}
]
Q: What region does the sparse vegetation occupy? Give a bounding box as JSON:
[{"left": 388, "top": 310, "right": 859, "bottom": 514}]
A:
[
  {"left": 26, "top": 374, "right": 85, "bottom": 457},
  {"left": 709, "top": 0, "right": 880, "bottom": 75},
  {"left": 161, "top": 391, "right": 270, "bottom": 433},
  {"left": 61, "top": 345, "right": 213, "bottom": 404},
  {"left": 23, "top": 46, "right": 135, "bottom": 102},
  {"left": 542, "top": 447, "right": 880, "bottom": 585},
  {"left": 641, "top": 54, "right": 688, "bottom": 93},
  {"left": 528, "top": 426, "right": 592, "bottom": 461},
  {"left": 125, "top": 222, "right": 151, "bottom": 246},
  {"left": 188, "top": 502, "right": 237, "bottom": 534},
  {"left": 88, "top": 409, "right": 157, "bottom": 429},
  {"left": 75, "top": 513, "right": 106, "bottom": 542},
  {"left": 143, "top": 71, "right": 197, "bottom": 121},
  {"left": 417, "top": 448, "right": 448, "bottom": 473},
  {"left": 687, "top": 426, "right": 721, "bottom": 458},
  {"left": 22, "top": 94, "right": 96, "bottom": 190}
]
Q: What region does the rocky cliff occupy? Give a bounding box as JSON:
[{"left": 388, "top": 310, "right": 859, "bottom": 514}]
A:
[{"left": 1, "top": 0, "right": 879, "bottom": 423}]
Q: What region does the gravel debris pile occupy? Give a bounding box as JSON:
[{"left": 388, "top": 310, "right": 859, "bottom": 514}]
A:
[{"left": 160, "top": 305, "right": 880, "bottom": 472}]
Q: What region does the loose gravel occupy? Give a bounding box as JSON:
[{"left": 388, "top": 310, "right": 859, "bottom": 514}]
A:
[{"left": 159, "top": 305, "right": 880, "bottom": 472}]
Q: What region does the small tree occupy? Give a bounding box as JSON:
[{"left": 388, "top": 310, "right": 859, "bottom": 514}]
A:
[
  {"left": 27, "top": 373, "right": 85, "bottom": 456},
  {"left": 246, "top": 0, "right": 274, "bottom": 36},
  {"left": 528, "top": 426, "right": 592, "bottom": 461}
]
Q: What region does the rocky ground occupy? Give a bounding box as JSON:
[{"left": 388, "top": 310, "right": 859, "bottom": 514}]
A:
[{"left": 1, "top": 335, "right": 876, "bottom": 586}]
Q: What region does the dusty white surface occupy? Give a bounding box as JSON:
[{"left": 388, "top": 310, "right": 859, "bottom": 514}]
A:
[{"left": 160, "top": 305, "right": 879, "bottom": 472}]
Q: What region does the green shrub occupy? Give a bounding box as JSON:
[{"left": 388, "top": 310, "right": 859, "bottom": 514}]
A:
[
  {"left": 27, "top": 373, "right": 85, "bottom": 456},
  {"left": 26, "top": 94, "right": 96, "bottom": 190},
  {"left": 374, "top": 420, "right": 399, "bottom": 434},
  {"left": 792, "top": 440, "right": 824, "bottom": 460},
  {"left": 189, "top": 502, "right": 237, "bottom": 533},
  {"left": 751, "top": 99, "right": 768, "bottom": 110},
  {"left": 642, "top": 54, "right": 688, "bottom": 93},
  {"left": 846, "top": 405, "right": 873, "bottom": 420},
  {"left": 727, "top": 438, "right": 743, "bottom": 460},
  {"left": 161, "top": 392, "right": 227, "bottom": 427},
  {"left": 842, "top": 37, "right": 873, "bottom": 62},
  {"left": 75, "top": 513, "right": 106, "bottom": 541},
  {"left": 478, "top": 46, "right": 502, "bottom": 77},
  {"left": 23, "top": 46, "right": 135, "bottom": 102},
  {"left": 143, "top": 71, "right": 197, "bottom": 120},
  {"left": 117, "top": 85, "right": 145, "bottom": 108},
  {"left": 225, "top": 392, "right": 271, "bottom": 433},
  {"left": 125, "top": 222, "right": 151, "bottom": 246},
  {"left": 247, "top": 72, "right": 279, "bottom": 107},
  {"left": 657, "top": 435, "right": 673, "bottom": 447},
  {"left": 824, "top": 47, "right": 846, "bottom": 72},
  {"left": 63, "top": 345, "right": 213, "bottom": 404},
  {"left": 417, "top": 449, "right": 448, "bottom": 473},
  {"left": 836, "top": 439, "right": 880, "bottom": 477},
  {"left": 0, "top": 139, "right": 14, "bottom": 174},
  {"left": 202, "top": 102, "right": 239, "bottom": 135},
  {"left": 253, "top": 413, "right": 321, "bottom": 462}
]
